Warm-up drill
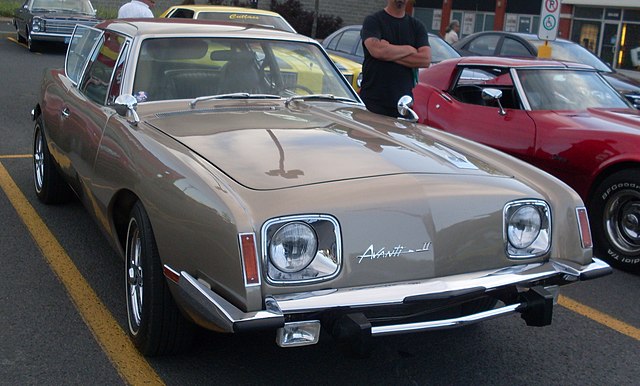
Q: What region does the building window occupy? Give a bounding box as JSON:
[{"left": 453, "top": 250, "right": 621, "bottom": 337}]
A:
[
  {"left": 574, "top": 7, "right": 603, "bottom": 19},
  {"left": 571, "top": 20, "right": 600, "bottom": 53}
]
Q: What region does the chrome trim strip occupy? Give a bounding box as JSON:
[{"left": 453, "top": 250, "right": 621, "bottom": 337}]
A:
[
  {"left": 371, "top": 303, "right": 523, "bottom": 336},
  {"left": 178, "top": 271, "right": 283, "bottom": 333},
  {"left": 272, "top": 258, "right": 610, "bottom": 313},
  {"left": 175, "top": 258, "right": 610, "bottom": 333}
]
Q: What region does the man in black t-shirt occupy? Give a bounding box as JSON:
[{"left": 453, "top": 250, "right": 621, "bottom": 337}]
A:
[{"left": 360, "top": 0, "right": 431, "bottom": 117}]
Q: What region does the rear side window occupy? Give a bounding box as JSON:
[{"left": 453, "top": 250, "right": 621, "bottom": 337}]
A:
[
  {"left": 467, "top": 35, "right": 499, "bottom": 55},
  {"left": 168, "top": 8, "right": 195, "bottom": 18},
  {"left": 79, "top": 32, "right": 127, "bottom": 105},
  {"left": 65, "top": 25, "right": 102, "bottom": 85},
  {"left": 500, "top": 38, "right": 533, "bottom": 57},
  {"left": 335, "top": 30, "right": 360, "bottom": 55}
]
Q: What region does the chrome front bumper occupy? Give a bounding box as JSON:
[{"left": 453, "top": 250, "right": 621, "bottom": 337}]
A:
[{"left": 173, "top": 257, "right": 611, "bottom": 344}]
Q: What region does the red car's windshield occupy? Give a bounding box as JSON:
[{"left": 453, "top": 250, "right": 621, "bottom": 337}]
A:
[{"left": 517, "top": 69, "right": 628, "bottom": 110}]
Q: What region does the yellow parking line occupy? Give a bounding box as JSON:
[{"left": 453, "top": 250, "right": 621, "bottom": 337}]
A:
[
  {"left": 559, "top": 295, "right": 640, "bottom": 341},
  {"left": 0, "top": 154, "right": 31, "bottom": 159},
  {"left": 0, "top": 162, "right": 164, "bottom": 386}
]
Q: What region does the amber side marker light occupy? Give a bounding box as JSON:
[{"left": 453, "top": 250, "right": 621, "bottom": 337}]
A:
[
  {"left": 163, "top": 265, "right": 181, "bottom": 284},
  {"left": 239, "top": 233, "right": 261, "bottom": 286},
  {"left": 576, "top": 207, "right": 593, "bottom": 249}
]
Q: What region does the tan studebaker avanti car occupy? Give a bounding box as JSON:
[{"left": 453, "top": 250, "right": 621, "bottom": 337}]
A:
[{"left": 33, "top": 19, "right": 611, "bottom": 356}]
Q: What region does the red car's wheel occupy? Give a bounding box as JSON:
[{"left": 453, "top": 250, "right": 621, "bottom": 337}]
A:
[{"left": 591, "top": 169, "right": 640, "bottom": 272}]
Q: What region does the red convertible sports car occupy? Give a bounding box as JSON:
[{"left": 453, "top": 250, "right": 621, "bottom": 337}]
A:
[{"left": 413, "top": 57, "right": 640, "bottom": 272}]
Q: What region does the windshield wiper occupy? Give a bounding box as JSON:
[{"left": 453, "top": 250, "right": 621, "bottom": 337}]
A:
[
  {"left": 189, "top": 93, "right": 281, "bottom": 109},
  {"left": 285, "top": 94, "right": 358, "bottom": 106}
]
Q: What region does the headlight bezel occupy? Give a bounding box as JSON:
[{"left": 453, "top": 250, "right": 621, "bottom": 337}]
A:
[
  {"left": 262, "top": 214, "right": 341, "bottom": 285},
  {"left": 31, "top": 17, "right": 45, "bottom": 32},
  {"left": 504, "top": 200, "right": 551, "bottom": 259}
]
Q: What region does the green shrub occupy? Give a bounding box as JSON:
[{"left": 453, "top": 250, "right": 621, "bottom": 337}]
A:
[
  {"left": 94, "top": 7, "right": 118, "bottom": 20},
  {"left": 0, "top": 1, "right": 22, "bottom": 18}
]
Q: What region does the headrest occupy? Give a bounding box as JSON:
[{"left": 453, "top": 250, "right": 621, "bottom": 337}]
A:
[
  {"left": 143, "top": 38, "right": 209, "bottom": 60},
  {"left": 210, "top": 49, "right": 256, "bottom": 63}
]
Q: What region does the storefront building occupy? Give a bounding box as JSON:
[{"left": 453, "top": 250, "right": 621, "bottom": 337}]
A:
[{"left": 412, "top": 0, "right": 640, "bottom": 71}]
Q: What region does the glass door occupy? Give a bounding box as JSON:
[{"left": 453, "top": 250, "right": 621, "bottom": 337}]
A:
[{"left": 600, "top": 23, "right": 620, "bottom": 68}]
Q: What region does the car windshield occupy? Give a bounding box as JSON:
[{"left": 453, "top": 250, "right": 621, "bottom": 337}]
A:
[
  {"left": 32, "top": 0, "right": 95, "bottom": 14},
  {"left": 196, "top": 12, "right": 294, "bottom": 33},
  {"left": 133, "top": 37, "right": 357, "bottom": 102},
  {"left": 525, "top": 38, "right": 610, "bottom": 72},
  {"left": 517, "top": 69, "right": 628, "bottom": 110},
  {"left": 430, "top": 35, "right": 460, "bottom": 63}
]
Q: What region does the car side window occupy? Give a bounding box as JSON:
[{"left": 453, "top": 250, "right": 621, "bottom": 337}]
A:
[
  {"left": 500, "top": 38, "right": 533, "bottom": 57},
  {"left": 336, "top": 30, "right": 360, "bottom": 55},
  {"left": 79, "top": 32, "right": 127, "bottom": 105},
  {"left": 467, "top": 35, "right": 499, "bottom": 55},
  {"left": 325, "top": 33, "right": 339, "bottom": 51},
  {"left": 355, "top": 38, "right": 364, "bottom": 58},
  {"left": 452, "top": 67, "right": 520, "bottom": 109},
  {"left": 169, "top": 8, "right": 195, "bottom": 18},
  {"left": 65, "top": 25, "right": 102, "bottom": 85}
]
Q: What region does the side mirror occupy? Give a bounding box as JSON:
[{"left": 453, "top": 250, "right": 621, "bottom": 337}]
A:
[
  {"left": 114, "top": 94, "right": 140, "bottom": 125},
  {"left": 397, "top": 95, "right": 419, "bottom": 122},
  {"left": 482, "top": 88, "right": 506, "bottom": 116}
]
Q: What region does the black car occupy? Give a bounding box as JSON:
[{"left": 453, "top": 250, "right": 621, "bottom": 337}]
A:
[
  {"left": 14, "top": 0, "right": 100, "bottom": 52},
  {"left": 453, "top": 31, "right": 640, "bottom": 108},
  {"left": 321, "top": 25, "right": 460, "bottom": 65}
]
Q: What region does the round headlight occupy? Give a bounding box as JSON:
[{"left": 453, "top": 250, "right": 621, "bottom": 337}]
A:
[
  {"left": 269, "top": 222, "right": 318, "bottom": 273},
  {"left": 507, "top": 205, "right": 542, "bottom": 249}
]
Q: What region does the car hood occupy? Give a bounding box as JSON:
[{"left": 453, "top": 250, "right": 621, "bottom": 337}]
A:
[
  {"left": 602, "top": 72, "right": 640, "bottom": 95},
  {"left": 554, "top": 108, "right": 640, "bottom": 131},
  {"left": 144, "top": 101, "right": 510, "bottom": 190}
]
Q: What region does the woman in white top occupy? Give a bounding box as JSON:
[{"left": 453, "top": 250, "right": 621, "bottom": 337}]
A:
[{"left": 444, "top": 20, "right": 460, "bottom": 44}]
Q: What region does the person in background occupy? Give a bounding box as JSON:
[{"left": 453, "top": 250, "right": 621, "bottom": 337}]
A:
[
  {"left": 444, "top": 20, "right": 460, "bottom": 44},
  {"left": 360, "top": 0, "right": 431, "bottom": 118},
  {"left": 117, "top": 0, "right": 155, "bottom": 18}
]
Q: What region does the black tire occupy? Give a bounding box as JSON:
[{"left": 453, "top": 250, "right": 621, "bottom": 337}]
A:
[
  {"left": 125, "top": 201, "right": 195, "bottom": 356},
  {"left": 27, "top": 30, "right": 38, "bottom": 52},
  {"left": 33, "top": 116, "right": 72, "bottom": 204},
  {"left": 590, "top": 169, "right": 640, "bottom": 272},
  {"left": 16, "top": 27, "right": 26, "bottom": 44}
]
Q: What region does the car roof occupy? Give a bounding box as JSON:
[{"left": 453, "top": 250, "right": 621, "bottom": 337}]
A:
[
  {"left": 326, "top": 24, "right": 441, "bottom": 38},
  {"left": 162, "top": 5, "right": 284, "bottom": 17},
  {"left": 459, "top": 31, "right": 572, "bottom": 45},
  {"left": 420, "top": 56, "right": 597, "bottom": 91},
  {"left": 97, "top": 18, "right": 311, "bottom": 42},
  {"left": 455, "top": 56, "right": 594, "bottom": 70}
]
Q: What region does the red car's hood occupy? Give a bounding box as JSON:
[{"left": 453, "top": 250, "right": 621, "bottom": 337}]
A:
[
  {"left": 145, "top": 101, "right": 510, "bottom": 190},
  {"left": 547, "top": 108, "right": 640, "bottom": 133}
]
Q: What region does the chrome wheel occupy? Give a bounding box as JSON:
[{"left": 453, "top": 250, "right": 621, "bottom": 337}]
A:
[
  {"left": 604, "top": 189, "right": 640, "bottom": 255},
  {"left": 124, "top": 201, "right": 195, "bottom": 355},
  {"left": 33, "top": 127, "right": 44, "bottom": 194},
  {"left": 126, "top": 217, "right": 143, "bottom": 334}
]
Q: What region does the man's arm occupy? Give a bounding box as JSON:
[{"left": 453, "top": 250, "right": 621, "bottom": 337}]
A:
[
  {"left": 394, "top": 46, "right": 431, "bottom": 68},
  {"left": 363, "top": 37, "right": 417, "bottom": 62}
]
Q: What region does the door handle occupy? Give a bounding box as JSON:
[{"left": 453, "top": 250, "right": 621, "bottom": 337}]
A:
[{"left": 61, "top": 107, "right": 70, "bottom": 117}]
